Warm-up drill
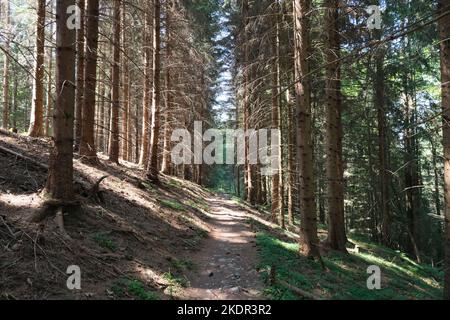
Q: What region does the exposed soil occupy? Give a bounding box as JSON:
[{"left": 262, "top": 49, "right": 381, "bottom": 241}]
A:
[
  {"left": 181, "top": 195, "right": 263, "bottom": 300},
  {"left": 0, "top": 131, "right": 266, "bottom": 300}
]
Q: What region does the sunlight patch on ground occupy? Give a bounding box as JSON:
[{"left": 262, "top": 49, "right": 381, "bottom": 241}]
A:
[{"left": 0, "top": 192, "right": 41, "bottom": 209}]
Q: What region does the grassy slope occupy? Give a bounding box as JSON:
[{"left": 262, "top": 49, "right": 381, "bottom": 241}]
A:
[{"left": 256, "top": 232, "right": 443, "bottom": 300}]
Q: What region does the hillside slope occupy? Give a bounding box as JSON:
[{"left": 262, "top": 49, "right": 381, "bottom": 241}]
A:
[{"left": 0, "top": 131, "right": 444, "bottom": 300}]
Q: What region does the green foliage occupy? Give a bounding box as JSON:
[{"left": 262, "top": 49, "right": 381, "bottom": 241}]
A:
[
  {"left": 256, "top": 233, "right": 443, "bottom": 300},
  {"left": 163, "top": 272, "right": 190, "bottom": 289},
  {"left": 93, "top": 232, "right": 117, "bottom": 252},
  {"left": 169, "top": 258, "right": 195, "bottom": 272},
  {"left": 111, "top": 278, "right": 159, "bottom": 300},
  {"left": 160, "top": 199, "right": 185, "bottom": 211}
]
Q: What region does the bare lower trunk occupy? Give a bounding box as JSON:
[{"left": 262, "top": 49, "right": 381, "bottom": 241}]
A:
[
  {"left": 80, "top": 0, "right": 100, "bottom": 160},
  {"left": 139, "top": 3, "right": 153, "bottom": 167},
  {"left": 2, "top": 0, "right": 10, "bottom": 130},
  {"left": 293, "top": 0, "right": 320, "bottom": 259},
  {"left": 146, "top": 0, "right": 161, "bottom": 182},
  {"left": 74, "top": 0, "right": 85, "bottom": 148},
  {"left": 324, "top": 0, "right": 347, "bottom": 252},
  {"left": 109, "top": 0, "right": 121, "bottom": 164},
  {"left": 28, "top": 0, "right": 46, "bottom": 137},
  {"left": 438, "top": 0, "right": 450, "bottom": 300},
  {"left": 45, "top": 0, "right": 76, "bottom": 201}
]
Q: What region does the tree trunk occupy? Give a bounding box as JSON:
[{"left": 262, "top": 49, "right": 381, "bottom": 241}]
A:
[
  {"left": 2, "top": 0, "right": 10, "bottom": 130},
  {"left": 108, "top": 0, "right": 121, "bottom": 164},
  {"left": 80, "top": 0, "right": 100, "bottom": 160},
  {"left": 28, "top": 0, "right": 46, "bottom": 137},
  {"left": 139, "top": 2, "right": 153, "bottom": 166},
  {"left": 74, "top": 0, "right": 85, "bottom": 149},
  {"left": 146, "top": 0, "right": 161, "bottom": 182},
  {"left": 161, "top": 0, "right": 172, "bottom": 174},
  {"left": 46, "top": 44, "right": 54, "bottom": 136},
  {"left": 45, "top": 0, "right": 76, "bottom": 201},
  {"left": 293, "top": 0, "right": 320, "bottom": 258},
  {"left": 374, "top": 39, "right": 391, "bottom": 246},
  {"left": 324, "top": 0, "right": 347, "bottom": 252},
  {"left": 271, "top": 0, "right": 284, "bottom": 228},
  {"left": 439, "top": 0, "right": 450, "bottom": 300},
  {"left": 120, "top": 0, "right": 130, "bottom": 161}
]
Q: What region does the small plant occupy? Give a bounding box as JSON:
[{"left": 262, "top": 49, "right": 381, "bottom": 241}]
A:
[
  {"left": 167, "top": 179, "right": 182, "bottom": 188},
  {"left": 128, "top": 279, "right": 159, "bottom": 300},
  {"left": 93, "top": 232, "right": 117, "bottom": 252},
  {"left": 169, "top": 258, "right": 195, "bottom": 271},
  {"left": 141, "top": 181, "right": 156, "bottom": 192},
  {"left": 160, "top": 199, "right": 185, "bottom": 211},
  {"left": 110, "top": 278, "right": 159, "bottom": 300},
  {"left": 163, "top": 272, "right": 190, "bottom": 288}
]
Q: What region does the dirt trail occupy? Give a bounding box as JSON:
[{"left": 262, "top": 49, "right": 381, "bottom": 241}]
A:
[{"left": 182, "top": 195, "right": 264, "bottom": 300}]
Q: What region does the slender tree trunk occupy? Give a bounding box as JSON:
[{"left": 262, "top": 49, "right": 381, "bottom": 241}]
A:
[
  {"left": 109, "top": 0, "right": 121, "bottom": 164},
  {"left": 293, "top": 0, "right": 320, "bottom": 258},
  {"left": 28, "top": 0, "right": 46, "bottom": 137},
  {"left": 271, "top": 0, "right": 284, "bottom": 228},
  {"left": 12, "top": 65, "right": 17, "bottom": 133},
  {"left": 324, "top": 0, "right": 347, "bottom": 252},
  {"left": 2, "top": 0, "right": 10, "bottom": 130},
  {"left": 439, "top": 0, "right": 450, "bottom": 300},
  {"left": 74, "top": 0, "right": 85, "bottom": 149},
  {"left": 80, "top": 0, "right": 100, "bottom": 160},
  {"left": 286, "top": 88, "right": 295, "bottom": 225},
  {"left": 147, "top": 0, "right": 161, "bottom": 182},
  {"left": 374, "top": 40, "right": 391, "bottom": 246},
  {"left": 242, "top": 0, "right": 255, "bottom": 204},
  {"left": 46, "top": 47, "right": 54, "bottom": 136},
  {"left": 45, "top": 0, "right": 76, "bottom": 201},
  {"left": 121, "top": 1, "right": 130, "bottom": 161},
  {"left": 139, "top": 2, "right": 153, "bottom": 166},
  {"left": 161, "top": 0, "right": 172, "bottom": 174}
]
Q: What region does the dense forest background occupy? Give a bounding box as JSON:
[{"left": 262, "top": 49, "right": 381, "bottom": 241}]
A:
[{"left": 0, "top": 0, "right": 449, "bottom": 299}]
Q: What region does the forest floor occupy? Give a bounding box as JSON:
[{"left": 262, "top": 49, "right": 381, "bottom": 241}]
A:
[{"left": 0, "top": 130, "right": 444, "bottom": 300}]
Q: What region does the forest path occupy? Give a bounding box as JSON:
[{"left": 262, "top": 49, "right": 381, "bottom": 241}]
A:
[{"left": 181, "top": 195, "right": 264, "bottom": 300}]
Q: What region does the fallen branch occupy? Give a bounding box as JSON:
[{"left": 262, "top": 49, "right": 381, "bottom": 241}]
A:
[
  {"left": 0, "top": 144, "right": 48, "bottom": 170},
  {"left": 268, "top": 266, "right": 322, "bottom": 300}
]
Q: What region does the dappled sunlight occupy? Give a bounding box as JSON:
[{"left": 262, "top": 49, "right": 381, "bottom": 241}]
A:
[{"left": 0, "top": 192, "right": 42, "bottom": 209}]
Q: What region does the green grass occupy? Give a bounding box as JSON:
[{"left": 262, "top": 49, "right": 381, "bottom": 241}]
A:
[
  {"left": 163, "top": 272, "right": 190, "bottom": 289},
  {"left": 140, "top": 181, "right": 157, "bottom": 193},
  {"left": 93, "top": 232, "right": 117, "bottom": 252},
  {"left": 169, "top": 258, "right": 195, "bottom": 271},
  {"left": 160, "top": 199, "right": 185, "bottom": 211},
  {"left": 110, "top": 278, "right": 159, "bottom": 300},
  {"left": 185, "top": 199, "right": 210, "bottom": 212},
  {"left": 167, "top": 179, "right": 182, "bottom": 188},
  {"left": 256, "top": 233, "right": 443, "bottom": 300}
]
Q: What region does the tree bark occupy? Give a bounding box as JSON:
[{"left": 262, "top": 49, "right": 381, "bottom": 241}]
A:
[
  {"left": 293, "top": 0, "right": 320, "bottom": 258},
  {"left": 161, "top": 0, "right": 172, "bottom": 174},
  {"left": 74, "top": 0, "right": 85, "bottom": 149},
  {"left": 28, "top": 0, "right": 46, "bottom": 137},
  {"left": 2, "top": 0, "right": 10, "bottom": 130},
  {"left": 108, "top": 0, "right": 121, "bottom": 164},
  {"left": 374, "top": 38, "right": 391, "bottom": 246},
  {"left": 146, "top": 0, "right": 161, "bottom": 182},
  {"left": 270, "top": 0, "right": 284, "bottom": 228},
  {"left": 80, "top": 0, "right": 100, "bottom": 160},
  {"left": 139, "top": 2, "right": 153, "bottom": 167},
  {"left": 439, "top": 0, "right": 450, "bottom": 300},
  {"left": 324, "top": 0, "right": 347, "bottom": 252},
  {"left": 121, "top": 0, "right": 130, "bottom": 161},
  {"left": 45, "top": 0, "right": 76, "bottom": 201}
]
